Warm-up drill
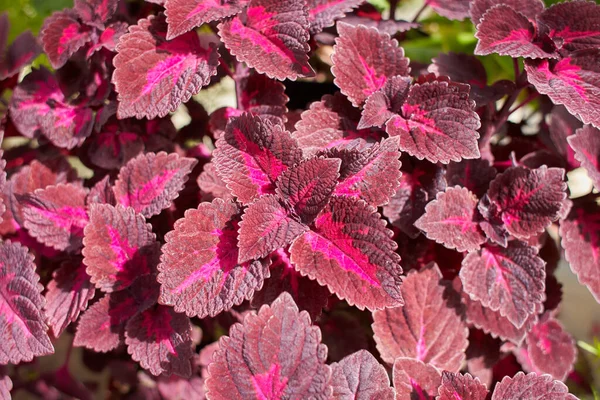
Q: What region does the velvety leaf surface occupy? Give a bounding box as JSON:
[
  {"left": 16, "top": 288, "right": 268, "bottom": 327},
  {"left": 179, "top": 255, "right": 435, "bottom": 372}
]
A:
[
  {"left": 0, "top": 26, "right": 41, "bottom": 80},
  {"left": 214, "top": 113, "right": 303, "bottom": 204},
  {"left": 197, "top": 162, "right": 233, "bottom": 201},
  {"left": 83, "top": 204, "right": 160, "bottom": 293},
  {"left": 113, "top": 14, "right": 219, "bottom": 119},
  {"left": 87, "top": 176, "right": 116, "bottom": 206},
  {"left": 386, "top": 77, "right": 480, "bottom": 163},
  {"left": 415, "top": 186, "right": 486, "bottom": 252},
  {"left": 330, "top": 350, "right": 395, "bottom": 400},
  {"left": 290, "top": 196, "right": 403, "bottom": 310},
  {"left": 0, "top": 241, "right": 53, "bottom": 364},
  {"left": 568, "top": 125, "right": 600, "bottom": 191},
  {"left": 0, "top": 372, "right": 11, "bottom": 400},
  {"left": 238, "top": 195, "right": 307, "bottom": 263},
  {"left": 332, "top": 22, "right": 410, "bottom": 107},
  {"left": 125, "top": 305, "right": 193, "bottom": 377},
  {"left": 491, "top": 372, "right": 577, "bottom": 400},
  {"left": 158, "top": 199, "right": 270, "bottom": 318},
  {"left": 237, "top": 72, "right": 289, "bottom": 125},
  {"left": 307, "top": 0, "right": 365, "bottom": 35},
  {"left": 469, "top": 0, "right": 544, "bottom": 24},
  {"left": 165, "top": 0, "right": 247, "bottom": 40},
  {"left": 392, "top": 357, "right": 441, "bottom": 400},
  {"left": 459, "top": 241, "right": 545, "bottom": 329},
  {"left": 526, "top": 317, "right": 576, "bottom": 381},
  {"left": 114, "top": 151, "right": 197, "bottom": 218},
  {"left": 157, "top": 375, "right": 205, "bottom": 400},
  {"left": 205, "top": 293, "right": 332, "bottom": 399},
  {"left": 358, "top": 76, "right": 411, "bottom": 129},
  {"left": 217, "top": 0, "right": 315, "bottom": 80},
  {"left": 537, "top": 1, "right": 600, "bottom": 53},
  {"left": 428, "top": 0, "right": 470, "bottom": 20},
  {"left": 20, "top": 183, "right": 88, "bottom": 252},
  {"left": 44, "top": 259, "right": 95, "bottom": 337},
  {"left": 446, "top": 159, "right": 497, "bottom": 198},
  {"left": 40, "top": 10, "right": 92, "bottom": 69},
  {"left": 74, "top": 0, "right": 118, "bottom": 28},
  {"left": 372, "top": 264, "right": 468, "bottom": 371},
  {"left": 437, "top": 372, "right": 488, "bottom": 400}
]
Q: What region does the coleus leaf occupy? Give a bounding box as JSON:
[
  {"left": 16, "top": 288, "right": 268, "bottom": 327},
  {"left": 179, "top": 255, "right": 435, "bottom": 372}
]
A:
[
  {"left": 87, "top": 176, "right": 116, "bottom": 206},
  {"left": 73, "top": 0, "right": 118, "bottom": 29},
  {"left": 40, "top": 10, "right": 93, "bottom": 69},
  {"left": 330, "top": 350, "right": 395, "bottom": 400},
  {"left": 0, "top": 372, "right": 10, "bottom": 400},
  {"left": 427, "top": 0, "right": 471, "bottom": 21},
  {"left": 568, "top": 125, "right": 600, "bottom": 191},
  {"left": 290, "top": 195, "right": 403, "bottom": 311},
  {"left": 20, "top": 183, "right": 89, "bottom": 252},
  {"left": 236, "top": 71, "right": 289, "bottom": 126},
  {"left": 358, "top": 76, "right": 411, "bottom": 130},
  {"left": 165, "top": 0, "right": 248, "bottom": 40},
  {"left": 83, "top": 204, "right": 160, "bottom": 293},
  {"left": 217, "top": 0, "right": 315, "bottom": 81},
  {"left": 331, "top": 22, "right": 410, "bottom": 107},
  {"left": 491, "top": 372, "right": 577, "bottom": 400},
  {"left": 205, "top": 293, "right": 332, "bottom": 399},
  {"left": 392, "top": 357, "right": 441, "bottom": 400},
  {"left": 459, "top": 241, "right": 545, "bottom": 329},
  {"left": 113, "top": 14, "right": 219, "bottom": 119},
  {"left": 372, "top": 263, "right": 468, "bottom": 371},
  {"left": 114, "top": 151, "right": 197, "bottom": 218},
  {"left": 157, "top": 375, "right": 205, "bottom": 400},
  {"left": 213, "top": 113, "right": 303, "bottom": 204},
  {"left": 385, "top": 75, "right": 481, "bottom": 164},
  {"left": 157, "top": 198, "right": 271, "bottom": 318},
  {"left": 238, "top": 195, "right": 308, "bottom": 263},
  {"left": 89, "top": 121, "right": 145, "bottom": 171},
  {"left": 0, "top": 14, "right": 41, "bottom": 80},
  {"left": 437, "top": 371, "right": 488, "bottom": 400},
  {"left": 415, "top": 186, "right": 486, "bottom": 253},
  {"left": 44, "top": 259, "right": 95, "bottom": 337},
  {"left": 307, "top": 0, "right": 366, "bottom": 35},
  {"left": 0, "top": 241, "right": 54, "bottom": 364},
  {"left": 469, "top": 0, "right": 544, "bottom": 25},
  {"left": 125, "top": 304, "right": 193, "bottom": 378},
  {"left": 545, "top": 106, "right": 582, "bottom": 169},
  {"left": 446, "top": 159, "right": 497, "bottom": 198},
  {"left": 197, "top": 162, "right": 233, "bottom": 201}
]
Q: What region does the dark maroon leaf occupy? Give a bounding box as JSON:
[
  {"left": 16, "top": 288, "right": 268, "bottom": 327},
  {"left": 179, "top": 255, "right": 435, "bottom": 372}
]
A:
[
  {"left": 491, "top": 372, "right": 577, "bottom": 400},
  {"left": 428, "top": 0, "right": 470, "bottom": 20},
  {"left": 87, "top": 176, "right": 116, "bottom": 206},
  {"left": 157, "top": 198, "right": 271, "bottom": 318},
  {"left": 217, "top": 0, "right": 315, "bottom": 80},
  {"left": 290, "top": 196, "right": 403, "bottom": 311},
  {"left": 392, "top": 357, "right": 441, "bottom": 400},
  {"left": 459, "top": 241, "right": 545, "bottom": 329},
  {"left": 415, "top": 186, "right": 486, "bottom": 252},
  {"left": 44, "top": 259, "right": 95, "bottom": 337},
  {"left": 538, "top": 1, "right": 600, "bottom": 53},
  {"left": 546, "top": 106, "right": 582, "bottom": 169},
  {"left": 330, "top": 350, "right": 395, "bottom": 400},
  {"left": 437, "top": 371, "right": 488, "bottom": 400},
  {"left": 446, "top": 159, "right": 497, "bottom": 198},
  {"left": 332, "top": 22, "right": 410, "bottom": 107},
  {"left": 0, "top": 241, "right": 54, "bottom": 364},
  {"left": 74, "top": 0, "right": 118, "bottom": 29},
  {"left": 307, "top": 0, "right": 365, "bottom": 35},
  {"left": 237, "top": 72, "right": 289, "bottom": 125},
  {"left": 372, "top": 263, "right": 468, "bottom": 371},
  {"left": 83, "top": 204, "right": 160, "bottom": 293},
  {"left": 469, "top": 0, "right": 544, "bottom": 25},
  {"left": 358, "top": 76, "right": 411, "bottom": 129},
  {"left": 465, "top": 329, "right": 501, "bottom": 388},
  {"left": 0, "top": 17, "right": 41, "bottom": 80},
  {"left": 114, "top": 151, "right": 197, "bottom": 218},
  {"left": 526, "top": 316, "right": 576, "bottom": 381},
  {"left": 165, "top": 0, "right": 247, "bottom": 40},
  {"left": 205, "top": 293, "right": 332, "bottom": 399},
  {"left": 40, "top": 10, "right": 92, "bottom": 69},
  {"left": 113, "top": 14, "right": 219, "bottom": 119},
  {"left": 88, "top": 122, "right": 145, "bottom": 171},
  {"left": 568, "top": 125, "right": 600, "bottom": 191}
]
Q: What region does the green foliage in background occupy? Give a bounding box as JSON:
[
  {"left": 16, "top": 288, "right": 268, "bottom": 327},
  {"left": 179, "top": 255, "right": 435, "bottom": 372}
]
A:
[{"left": 0, "top": 0, "right": 71, "bottom": 41}]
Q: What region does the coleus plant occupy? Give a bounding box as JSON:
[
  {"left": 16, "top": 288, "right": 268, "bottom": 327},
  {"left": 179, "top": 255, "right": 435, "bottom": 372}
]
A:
[{"left": 0, "top": 0, "right": 598, "bottom": 397}]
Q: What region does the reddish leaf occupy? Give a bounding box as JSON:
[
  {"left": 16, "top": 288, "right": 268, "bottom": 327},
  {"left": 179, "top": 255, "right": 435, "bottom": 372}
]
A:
[
  {"left": 20, "top": 183, "right": 88, "bottom": 252},
  {"left": 88, "top": 121, "right": 145, "bottom": 171},
  {"left": 40, "top": 10, "right": 93, "bottom": 69},
  {"left": 0, "top": 241, "right": 54, "bottom": 364},
  {"left": 372, "top": 264, "right": 468, "bottom": 371},
  {"left": 113, "top": 14, "right": 219, "bottom": 119},
  {"left": 276, "top": 157, "right": 341, "bottom": 223},
  {"left": 307, "top": 0, "right": 365, "bottom": 35},
  {"left": 125, "top": 305, "right": 193, "bottom": 377},
  {"left": 546, "top": 106, "right": 582, "bottom": 169},
  {"left": 74, "top": 0, "right": 118, "bottom": 28},
  {"left": 213, "top": 113, "right": 303, "bottom": 204},
  {"left": 157, "top": 375, "right": 205, "bottom": 400},
  {"left": 238, "top": 195, "right": 307, "bottom": 263},
  {"left": 114, "top": 151, "right": 197, "bottom": 218},
  {"left": 0, "top": 372, "right": 11, "bottom": 400},
  {"left": 332, "top": 22, "right": 410, "bottom": 107},
  {"left": 358, "top": 76, "right": 411, "bottom": 129},
  {"left": 197, "top": 162, "right": 233, "bottom": 201},
  {"left": 0, "top": 20, "right": 41, "bottom": 80},
  {"left": 217, "top": 0, "right": 315, "bottom": 80},
  {"left": 330, "top": 350, "right": 395, "bottom": 400},
  {"left": 459, "top": 241, "right": 545, "bottom": 329},
  {"left": 165, "top": 0, "right": 247, "bottom": 40},
  {"left": 83, "top": 204, "right": 160, "bottom": 293},
  {"left": 392, "top": 357, "right": 441, "bottom": 400},
  {"left": 158, "top": 199, "right": 271, "bottom": 318},
  {"left": 538, "top": 1, "right": 600, "bottom": 53},
  {"left": 44, "top": 259, "right": 95, "bottom": 337},
  {"left": 526, "top": 317, "right": 576, "bottom": 381},
  {"left": 491, "top": 372, "right": 577, "bottom": 400},
  {"left": 205, "top": 293, "right": 332, "bottom": 399},
  {"left": 385, "top": 77, "right": 481, "bottom": 164},
  {"left": 87, "top": 176, "right": 116, "bottom": 206},
  {"left": 428, "top": 0, "right": 470, "bottom": 20},
  {"left": 290, "top": 196, "right": 403, "bottom": 310},
  {"left": 446, "top": 159, "right": 497, "bottom": 198},
  {"left": 415, "top": 186, "right": 486, "bottom": 253},
  {"left": 469, "top": 0, "right": 544, "bottom": 25},
  {"left": 437, "top": 372, "right": 488, "bottom": 400},
  {"left": 568, "top": 125, "right": 600, "bottom": 191},
  {"left": 237, "top": 72, "right": 289, "bottom": 125}
]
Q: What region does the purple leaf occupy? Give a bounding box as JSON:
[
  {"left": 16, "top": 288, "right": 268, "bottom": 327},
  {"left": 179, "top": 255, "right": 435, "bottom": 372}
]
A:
[
  {"left": 44, "top": 259, "right": 95, "bottom": 337},
  {"left": 415, "top": 186, "right": 486, "bottom": 253},
  {"left": 114, "top": 151, "right": 197, "bottom": 218},
  {"left": 0, "top": 372, "right": 11, "bottom": 400},
  {"left": 469, "top": 0, "right": 544, "bottom": 25},
  {"left": 0, "top": 241, "right": 54, "bottom": 364},
  {"left": 491, "top": 372, "right": 577, "bottom": 400},
  {"left": 437, "top": 371, "right": 488, "bottom": 400},
  {"left": 237, "top": 72, "right": 289, "bottom": 126},
  {"left": 88, "top": 121, "right": 145, "bottom": 171},
  {"left": 87, "top": 176, "right": 116, "bottom": 206},
  {"left": 40, "top": 10, "right": 93, "bottom": 69},
  {"left": 205, "top": 293, "right": 332, "bottom": 399},
  {"left": 217, "top": 0, "right": 315, "bottom": 80},
  {"left": 428, "top": 0, "right": 470, "bottom": 20},
  {"left": 197, "top": 162, "right": 233, "bottom": 201},
  {"left": 213, "top": 113, "right": 303, "bottom": 204},
  {"left": 330, "top": 350, "right": 395, "bottom": 400},
  {"left": 157, "top": 375, "right": 205, "bottom": 400},
  {"left": 74, "top": 0, "right": 118, "bottom": 29},
  {"left": 113, "top": 14, "right": 219, "bottom": 119},
  {"left": 83, "top": 204, "right": 160, "bottom": 293},
  {"left": 290, "top": 196, "right": 403, "bottom": 311},
  {"left": 358, "top": 76, "right": 411, "bottom": 129},
  {"left": 157, "top": 198, "right": 271, "bottom": 318},
  {"left": 446, "top": 159, "right": 497, "bottom": 198},
  {"left": 526, "top": 316, "right": 576, "bottom": 381},
  {"left": 538, "top": 1, "right": 600, "bottom": 53},
  {"left": 459, "top": 241, "right": 545, "bottom": 329},
  {"left": 332, "top": 22, "right": 410, "bottom": 107},
  {"left": 125, "top": 305, "right": 193, "bottom": 377},
  {"left": 392, "top": 357, "right": 441, "bottom": 400},
  {"left": 307, "top": 0, "right": 366, "bottom": 35},
  {"left": 568, "top": 125, "right": 600, "bottom": 191},
  {"left": 0, "top": 15, "right": 41, "bottom": 80}
]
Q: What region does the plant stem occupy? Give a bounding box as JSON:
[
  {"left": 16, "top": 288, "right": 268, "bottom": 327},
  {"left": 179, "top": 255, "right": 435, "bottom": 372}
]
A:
[
  {"left": 412, "top": 3, "right": 428, "bottom": 22},
  {"left": 509, "top": 91, "right": 540, "bottom": 115},
  {"left": 218, "top": 58, "right": 235, "bottom": 80},
  {"left": 389, "top": 0, "right": 400, "bottom": 20}
]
